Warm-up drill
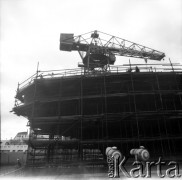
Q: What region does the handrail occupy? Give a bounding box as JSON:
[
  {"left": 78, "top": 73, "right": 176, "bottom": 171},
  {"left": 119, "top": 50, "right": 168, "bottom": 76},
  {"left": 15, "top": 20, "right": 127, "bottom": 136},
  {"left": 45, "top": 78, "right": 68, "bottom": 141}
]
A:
[
  {"left": 19, "top": 72, "right": 37, "bottom": 86},
  {"left": 17, "top": 63, "right": 182, "bottom": 91}
]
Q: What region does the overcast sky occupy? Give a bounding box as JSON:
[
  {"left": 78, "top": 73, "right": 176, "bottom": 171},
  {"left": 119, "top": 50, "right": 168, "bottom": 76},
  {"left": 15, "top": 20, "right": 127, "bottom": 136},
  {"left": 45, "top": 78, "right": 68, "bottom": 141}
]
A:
[{"left": 1, "top": 0, "right": 182, "bottom": 140}]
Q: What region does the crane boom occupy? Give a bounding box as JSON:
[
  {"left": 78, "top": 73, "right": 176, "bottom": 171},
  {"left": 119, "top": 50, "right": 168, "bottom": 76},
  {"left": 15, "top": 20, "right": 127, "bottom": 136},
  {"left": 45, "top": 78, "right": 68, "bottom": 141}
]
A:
[{"left": 59, "top": 30, "right": 165, "bottom": 72}]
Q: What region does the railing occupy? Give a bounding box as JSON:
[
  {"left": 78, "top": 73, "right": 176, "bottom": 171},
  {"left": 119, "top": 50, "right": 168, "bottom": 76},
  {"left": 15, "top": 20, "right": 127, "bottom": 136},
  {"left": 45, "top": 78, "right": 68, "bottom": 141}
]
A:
[{"left": 17, "top": 63, "right": 182, "bottom": 91}]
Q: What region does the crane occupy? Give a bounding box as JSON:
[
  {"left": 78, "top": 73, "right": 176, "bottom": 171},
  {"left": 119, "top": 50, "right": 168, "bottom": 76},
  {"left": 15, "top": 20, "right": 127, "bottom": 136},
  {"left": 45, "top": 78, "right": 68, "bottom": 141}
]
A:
[{"left": 59, "top": 30, "right": 165, "bottom": 73}]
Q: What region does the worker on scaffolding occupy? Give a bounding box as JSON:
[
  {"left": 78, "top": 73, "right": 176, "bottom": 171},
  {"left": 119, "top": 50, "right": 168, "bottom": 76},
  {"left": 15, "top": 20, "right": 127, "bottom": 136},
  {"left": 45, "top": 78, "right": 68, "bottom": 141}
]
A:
[
  {"left": 17, "top": 158, "right": 22, "bottom": 168},
  {"left": 135, "top": 66, "right": 140, "bottom": 72},
  {"left": 127, "top": 68, "right": 132, "bottom": 72}
]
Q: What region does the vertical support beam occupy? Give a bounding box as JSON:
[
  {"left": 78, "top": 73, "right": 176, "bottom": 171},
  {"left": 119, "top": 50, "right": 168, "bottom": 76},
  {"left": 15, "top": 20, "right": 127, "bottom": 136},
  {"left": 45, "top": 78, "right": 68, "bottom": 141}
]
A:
[
  {"left": 33, "top": 148, "right": 36, "bottom": 165},
  {"left": 36, "top": 62, "right": 39, "bottom": 78},
  {"left": 168, "top": 58, "right": 174, "bottom": 72},
  {"left": 129, "top": 59, "right": 132, "bottom": 72},
  {"left": 155, "top": 73, "right": 172, "bottom": 157},
  {"left": 27, "top": 67, "right": 38, "bottom": 166},
  {"left": 154, "top": 73, "right": 165, "bottom": 155},
  {"left": 130, "top": 69, "right": 140, "bottom": 145},
  {"left": 17, "top": 82, "right": 20, "bottom": 93},
  {"left": 56, "top": 77, "right": 62, "bottom": 151},
  {"left": 87, "top": 46, "right": 91, "bottom": 74},
  {"left": 15, "top": 82, "right": 20, "bottom": 107},
  {"left": 151, "top": 80, "right": 165, "bottom": 156},
  {"left": 103, "top": 75, "right": 108, "bottom": 148},
  {"left": 79, "top": 76, "right": 83, "bottom": 160},
  {"left": 155, "top": 73, "right": 163, "bottom": 109},
  {"left": 47, "top": 145, "right": 50, "bottom": 164},
  {"left": 169, "top": 59, "right": 182, "bottom": 138}
]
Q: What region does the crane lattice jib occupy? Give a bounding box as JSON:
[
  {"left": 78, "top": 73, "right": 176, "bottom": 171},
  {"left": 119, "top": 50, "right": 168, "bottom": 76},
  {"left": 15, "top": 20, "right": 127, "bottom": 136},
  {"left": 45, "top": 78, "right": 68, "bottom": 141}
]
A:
[{"left": 60, "top": 30, "right": 165, "bottom": 61}]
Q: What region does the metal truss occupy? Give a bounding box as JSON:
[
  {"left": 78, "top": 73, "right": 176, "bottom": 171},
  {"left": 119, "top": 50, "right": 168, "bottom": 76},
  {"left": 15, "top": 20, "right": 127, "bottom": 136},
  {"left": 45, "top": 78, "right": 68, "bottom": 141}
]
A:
[{"left": 60, "top": 30, "right": 165, "bottom": 73}]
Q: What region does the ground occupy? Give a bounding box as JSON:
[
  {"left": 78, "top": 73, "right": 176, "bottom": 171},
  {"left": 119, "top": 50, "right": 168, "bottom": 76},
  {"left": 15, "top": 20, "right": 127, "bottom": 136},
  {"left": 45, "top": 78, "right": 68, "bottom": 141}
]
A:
[{"left": 1, "top": 165, "right": 182, "bottom": 179}]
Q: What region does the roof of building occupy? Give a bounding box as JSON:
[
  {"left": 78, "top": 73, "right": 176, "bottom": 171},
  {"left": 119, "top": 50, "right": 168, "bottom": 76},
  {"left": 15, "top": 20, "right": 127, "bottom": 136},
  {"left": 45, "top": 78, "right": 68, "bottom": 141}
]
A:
[{"left": 16, "top": 132, "right": 27, "bottom": 136}]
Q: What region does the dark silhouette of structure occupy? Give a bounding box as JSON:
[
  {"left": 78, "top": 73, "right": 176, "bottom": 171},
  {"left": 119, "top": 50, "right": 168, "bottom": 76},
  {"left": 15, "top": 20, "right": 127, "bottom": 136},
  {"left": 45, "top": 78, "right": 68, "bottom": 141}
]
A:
[{"left": 12, "top": 31, "right": 182, "bottom": 168}]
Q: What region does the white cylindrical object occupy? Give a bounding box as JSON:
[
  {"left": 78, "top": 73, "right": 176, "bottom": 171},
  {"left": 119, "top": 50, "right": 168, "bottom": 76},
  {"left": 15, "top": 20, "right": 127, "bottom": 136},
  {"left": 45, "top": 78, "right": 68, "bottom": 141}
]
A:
[
  {"left": 106, "top": 147, "right": 122, "bottom": 159},
  {"left": 130, "top": 148, "right": 149, "bottom": 161}
]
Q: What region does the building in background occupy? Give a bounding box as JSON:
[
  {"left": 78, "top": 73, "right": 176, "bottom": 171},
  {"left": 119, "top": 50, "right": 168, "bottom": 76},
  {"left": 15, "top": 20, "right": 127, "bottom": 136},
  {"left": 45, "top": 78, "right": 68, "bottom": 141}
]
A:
[
  {"left": 0, "top": 132, "right": 28, "bottom": 165},
  {"left": 14, "top": 132, "right": 29, "bottom": 141}
]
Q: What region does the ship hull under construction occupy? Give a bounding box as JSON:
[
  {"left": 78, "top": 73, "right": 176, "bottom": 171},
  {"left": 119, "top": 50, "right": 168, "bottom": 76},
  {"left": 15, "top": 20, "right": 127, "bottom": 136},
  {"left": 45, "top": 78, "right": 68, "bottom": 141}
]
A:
[{"left": 13, "top": 69, "right": 182, "bottom": 167}]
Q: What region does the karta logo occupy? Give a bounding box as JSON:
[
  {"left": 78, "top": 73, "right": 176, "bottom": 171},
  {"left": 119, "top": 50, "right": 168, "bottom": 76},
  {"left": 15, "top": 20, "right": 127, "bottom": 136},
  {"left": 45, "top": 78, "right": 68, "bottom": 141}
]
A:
[{"left": 106, "top": 146, "right": 181, "bottom": 178}]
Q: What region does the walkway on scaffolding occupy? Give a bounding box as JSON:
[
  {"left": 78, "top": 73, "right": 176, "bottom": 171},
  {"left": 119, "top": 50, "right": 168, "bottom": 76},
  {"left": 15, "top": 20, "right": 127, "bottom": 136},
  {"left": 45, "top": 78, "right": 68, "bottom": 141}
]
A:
[{"left": 17, "top": 61, "right": 182, "bottom": 91}]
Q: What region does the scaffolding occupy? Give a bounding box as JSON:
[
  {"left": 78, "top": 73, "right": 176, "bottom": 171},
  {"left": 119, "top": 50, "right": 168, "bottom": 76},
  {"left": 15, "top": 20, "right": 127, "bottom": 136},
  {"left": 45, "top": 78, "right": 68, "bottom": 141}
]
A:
[{"left": 13, "top": 62, "right": 182, "bottom": 168}]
